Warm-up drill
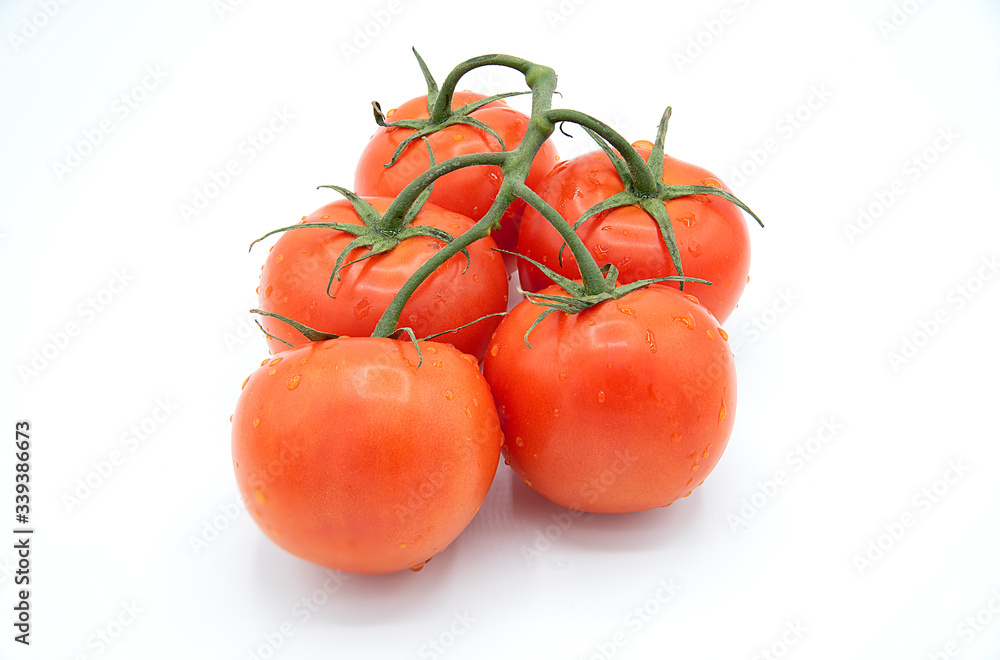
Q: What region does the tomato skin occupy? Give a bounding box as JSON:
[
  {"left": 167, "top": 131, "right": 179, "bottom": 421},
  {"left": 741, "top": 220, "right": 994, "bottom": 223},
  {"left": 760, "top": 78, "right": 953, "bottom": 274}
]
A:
[
  {"left": 257, "top": 197, "right": 508, "bottom": 359},
  {"left": 482, "top": 285, "right": 736, "bottom": 514},
  {"left": 516, "top": 147, "right": 751, "bottom": 323},
  {"left": 232, "top": 338, "right": 502, "bottom": 574},
  {"left": 354, "top": 92, "right": 559, "bottom": 252}
]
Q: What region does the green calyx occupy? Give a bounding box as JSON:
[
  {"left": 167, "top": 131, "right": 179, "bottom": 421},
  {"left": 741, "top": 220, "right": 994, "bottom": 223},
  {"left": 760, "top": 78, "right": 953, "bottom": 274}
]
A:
[
  {"left": 250, "top": 307, "right": 506, "bottom": 368},
  {"left": 496, "top": 248, "right": 710, "bottom": 348},
  {"left": 551, "top": 106, "right": 764, "bottom": 286},
  {"left": 249, "top": 149, "right": 469, "bottom": 298},
  {"left": 371, "top": 48, "right": 531, "bottom": 169}
]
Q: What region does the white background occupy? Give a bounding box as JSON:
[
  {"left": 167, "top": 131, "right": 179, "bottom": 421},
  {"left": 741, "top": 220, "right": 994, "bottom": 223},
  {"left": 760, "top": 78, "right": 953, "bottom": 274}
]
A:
[{"left": 2, "top": 0, "right": 999, "bottom": 658}]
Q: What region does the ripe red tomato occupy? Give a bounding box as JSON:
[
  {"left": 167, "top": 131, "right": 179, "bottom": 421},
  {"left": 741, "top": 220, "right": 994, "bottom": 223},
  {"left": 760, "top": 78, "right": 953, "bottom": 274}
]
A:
[
  {"left": 516, "top": 145, "right": 751, "bottom": 323},
  {"left": 256, "top": 196, "right": 508, "bottom": 359},
  {"left": 482, "top": 284, "right": 736, "bottom": 514},
  {"left": 232, "top": 337, "right": 503, "bottom": 574},
  {"left": 354, "top": 91, "right": 559, "bottom": 252}
]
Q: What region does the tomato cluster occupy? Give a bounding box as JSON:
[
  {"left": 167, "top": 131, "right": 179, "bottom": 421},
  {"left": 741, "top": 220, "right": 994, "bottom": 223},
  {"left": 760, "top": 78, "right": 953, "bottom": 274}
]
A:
[{"left": 230, "top": 52, "right": 761, "bottom": 575}]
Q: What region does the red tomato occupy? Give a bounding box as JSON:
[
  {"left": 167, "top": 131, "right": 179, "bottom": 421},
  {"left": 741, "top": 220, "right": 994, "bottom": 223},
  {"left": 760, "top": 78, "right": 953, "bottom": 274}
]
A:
[
  {"left": 232, "top": 337, "right": 503, "bottom": 574},
  {"left": 516, "top": 146, "right": 751, "bottom": 323},
  {"left": 482, "top": 284, "right": 736, "bottom": 514},
  {"left": 257, "top": 197, "right": 508, "bottom": 359},
  {"left": 354, "top": 91, "right": 559, "bottom": 253}
]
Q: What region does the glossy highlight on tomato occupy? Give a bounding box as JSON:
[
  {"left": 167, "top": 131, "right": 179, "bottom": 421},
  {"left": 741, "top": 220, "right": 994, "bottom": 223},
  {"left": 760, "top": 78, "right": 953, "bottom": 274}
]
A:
[{"left": 232, "top": 337, "right": 503, "bottom": 574}]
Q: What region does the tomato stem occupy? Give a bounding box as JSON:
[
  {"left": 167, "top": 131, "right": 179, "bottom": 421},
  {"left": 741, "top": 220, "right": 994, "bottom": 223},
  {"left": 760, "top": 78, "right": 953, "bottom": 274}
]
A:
[
  {"left": 373, "top": 56, "right": 612, "bottom": 336},
  {"left": 545, "top": 108, "right": 659, "bottom": 196},
  {"left": 378, "top": 152, "right": 506, "bottom": 234},
  {"left": 429, "top": 54, "right": 539, "bottom": 124}
]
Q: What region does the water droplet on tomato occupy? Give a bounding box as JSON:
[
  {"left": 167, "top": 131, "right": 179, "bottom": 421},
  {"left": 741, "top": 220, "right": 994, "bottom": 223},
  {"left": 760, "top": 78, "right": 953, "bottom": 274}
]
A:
[
  {"left": 559, "top": 373, "right": 568, "bottom": 381},
  {"left": 672, "top": 313, "right": 696, "bottom": 329},
  {"left": 598, "top": 390, "right": 606, "bottom": 403},
  {"left": 473, "top": 274, "right": 480, "bottom": 282},
  {"left": 354, "top": 298, "right": 371, "bottom": 320},
  {"left": 268, "top": 369, "right": 277, "bottom": 376},
  {"left": 432, "top": 360, "right": 442, "bottom": 368},
  {"left": 553, "top": 409, "right": 560, "bottom": 417},
  {"left": 515, "top": 437, "right": 524, "bottom": 447},
  {"left": 719, "top": 327, "right": 729, "bottom": 341},
  {"left": 646, "top": 329, "right": 657, "bottom": 353},
  {"left": 670, "top": 433, "right": 682, "bottom": 443},
  {"left": 260, "top": 359, "right": 269, "bottom": 366},
  {"left": 462, "top": 354, "right": 478, "bottom": 366},
  {"left": 276, "top": 254, "right": 283, "bottom": 263},
  {"left": 490, "top": 344, "right": 501, "bottom": 356},
  {"left": 254, "top": 490, "right": 266, "bottom": 505},
  {"left": 464, "top": 407, "right": 472, "bottom": 418},
  {"left": 287, "top": 375, "right": 301, "bottom": 390},
  {"left": 631, "top": 139, "right": 654, "bottom": 150},
  {"left": 263, "top": 284, "right": 273, "bottom": 298},
  {"left": 398, "top": 543, "right": 408, "bottom": 550},
  {"left": 676, "top": 213, "right": 696, "bottom": 227},
  {"left": 707, "top": 330, "right": 714, "bottom": 340},
  {"left": 719, "top": 399, "right": 727, "bottom": 423},
  {"left": 444, "top": 390, "right": 454, "bottom": 401},
  {"left": 649, "top": 383, "right": 663, "bottom": 404},
  {"left": 320, "top": 214, "right": 330, "bottom": 219},
  {"left": 241, "top": 376, "right": 250, "bottom": 390},
  {"left": 691, "top": 464, "right": 700, "bottom": 472},
  {"left": 618, "top": 304, "right": 635, "bottom": 316},
  {"left": 524, "top": 480, "right": 533, "bottom": 487},
  {"left": 601, "top": 225, "right": 613, "bottom": 232},
  {"left": 687, "top": 242, "right": 702, "bottom": 257},
  {"left": 269, "top": 357, "right": 282, "bottom": 366},
  {"left": 703, "top": 177, "right": 722, "bottom": 189},
  {"left": 703, "top": 444, "right": 712, "bottom": 458},
  {"left": 453, "top": 134, "right": 463, "bottom": 141},
  {"left": 594, "top": 244, "right": 609, "bottom": 258},
  {"left": 255, "top": 285, "right": 261, "bottom": 295},
  {"left": 409, "top": 560, "right": 429, "bottom": 572},
  {"left": 683, "top": 294, "right": 700, "bottom": 305}
]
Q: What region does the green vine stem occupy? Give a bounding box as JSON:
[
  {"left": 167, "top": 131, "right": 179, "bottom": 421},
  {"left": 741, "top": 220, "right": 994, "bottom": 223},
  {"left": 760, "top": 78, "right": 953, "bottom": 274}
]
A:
[
  {"left": 369, "top": 54, "right": 615, "bottom": 338},
  {"left": 545, "top": 108, "right": 659, "bottom": 196}
]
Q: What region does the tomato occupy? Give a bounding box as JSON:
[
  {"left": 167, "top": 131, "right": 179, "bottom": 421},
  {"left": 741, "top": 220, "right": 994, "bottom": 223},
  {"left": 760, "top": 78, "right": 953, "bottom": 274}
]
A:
[
  {"left": 257, "top": 196, "right": 508, "bottom": 359},
  {"left": 516, "top": 145, "right": 751, "bottom": 323},
  {"left": 232, "top": 337, "right": 503, "bottom": 574},
  {"left": 354, "top": 91, "right": 559, "bottom": 253},
  {"left": 482, "top": 284, "right": 736, "bottom": 514}
]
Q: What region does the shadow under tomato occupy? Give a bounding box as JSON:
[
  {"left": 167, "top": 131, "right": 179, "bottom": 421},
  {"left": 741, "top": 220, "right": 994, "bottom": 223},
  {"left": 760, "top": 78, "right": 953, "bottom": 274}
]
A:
[
  {"left": 503, "top": 468, "right": 709, "bottom": 554},
  {"left": 250, "top": 528, "right": 462, "bottom": 625}
]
